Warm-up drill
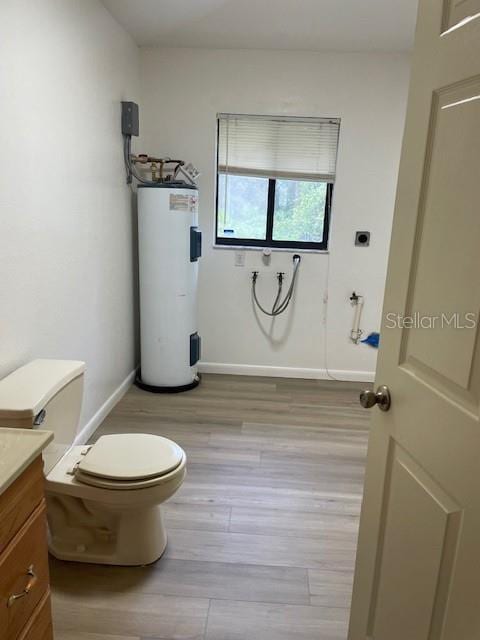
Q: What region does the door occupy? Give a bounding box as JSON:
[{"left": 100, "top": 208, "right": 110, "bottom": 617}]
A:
[{"left": 349, "top": 2, "right": 480, "bottom": 639}]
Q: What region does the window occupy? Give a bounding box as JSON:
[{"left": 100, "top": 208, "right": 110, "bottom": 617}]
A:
[{"left": 216, "top": 114, "right": 340, "bottom": 250}]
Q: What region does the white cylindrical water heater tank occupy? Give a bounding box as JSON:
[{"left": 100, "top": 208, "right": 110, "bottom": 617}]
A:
[{"left": 136, "top": 184, "right": 201, "bottom": 392}]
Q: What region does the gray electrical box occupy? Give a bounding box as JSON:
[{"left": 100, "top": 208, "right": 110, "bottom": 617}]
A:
[{"left": 121, "top": 101, "right": 139, "bottom": 136}]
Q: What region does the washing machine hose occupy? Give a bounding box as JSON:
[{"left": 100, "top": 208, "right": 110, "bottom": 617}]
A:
[{"left": 252, "top": 255, "right": 301, "bottom": 317}]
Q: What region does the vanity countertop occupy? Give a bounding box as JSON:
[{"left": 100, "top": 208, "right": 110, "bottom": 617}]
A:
[{"left": 0, "top": 427, "right": 53, "bottom": 494}]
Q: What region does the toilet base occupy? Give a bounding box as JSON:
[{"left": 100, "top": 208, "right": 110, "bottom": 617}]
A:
[{"left": 46, "top": 494, "right": 168, "bottom": 566}]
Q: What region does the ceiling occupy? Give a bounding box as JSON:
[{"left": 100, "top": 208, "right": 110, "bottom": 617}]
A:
[{"left": 101, "top": 0, "right": 418, "bottom": 52}]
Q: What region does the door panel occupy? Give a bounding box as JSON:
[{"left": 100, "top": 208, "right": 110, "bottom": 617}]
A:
[
  {"left": 400, "top": 78, "right": 480, "bottom": 398},
  {"left": 443, "top": 0, "right": 480, "bottom": 32},
  {"left": 368, "top": 444, "right": 462, "bottom": 640},
  {"left": 349, "top": 2, "right": 480, "bottom": 639}
]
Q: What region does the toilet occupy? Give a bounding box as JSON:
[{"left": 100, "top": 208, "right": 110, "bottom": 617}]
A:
[{"left": 0, "top": 359, "right": 186, "bottom": 566}]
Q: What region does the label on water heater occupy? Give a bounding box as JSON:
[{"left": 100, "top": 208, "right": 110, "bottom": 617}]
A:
[{"left": 170, "top": 193, "right": 198, "bottom": 213}]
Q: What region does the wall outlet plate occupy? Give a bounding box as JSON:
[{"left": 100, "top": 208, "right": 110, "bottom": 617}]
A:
[
  {"left": 355, "top": 231, "right": 370, "bottom": 247},
  {"left": 234, "top": 251, "right": 246, "bottom": 267}
]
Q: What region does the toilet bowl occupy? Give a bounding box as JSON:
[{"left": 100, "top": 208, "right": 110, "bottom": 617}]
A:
[{"left": 0, "top": 359, "right": 186, "bottom": 566}]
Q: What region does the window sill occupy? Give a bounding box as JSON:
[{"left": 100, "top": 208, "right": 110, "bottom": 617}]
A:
[{"left": 213, "top": 244, "right": 329, "bottom": 255}]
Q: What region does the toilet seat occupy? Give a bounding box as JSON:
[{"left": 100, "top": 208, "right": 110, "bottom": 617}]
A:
[{"left": 74, "top": 433, "right": 185, "bottom": 490}]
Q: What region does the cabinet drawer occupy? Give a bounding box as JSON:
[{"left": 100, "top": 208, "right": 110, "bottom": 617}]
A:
[
  {"left": 0, "top": 457, "right": 44, "bottom": 554},
  {"left": 0, "top": 503, "right": 50, "bottom": 640},
  {"left": 18, "top": 591, "right": 53, "bottom": 640}
]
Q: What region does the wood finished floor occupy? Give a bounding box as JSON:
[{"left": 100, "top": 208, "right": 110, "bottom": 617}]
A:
[{"left": 50, "top": 374, "right": 370, "bottom": 640}]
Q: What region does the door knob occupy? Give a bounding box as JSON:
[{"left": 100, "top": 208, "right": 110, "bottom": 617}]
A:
[{"left": 360, "top": 385, "right": 391, "bottom": 412}]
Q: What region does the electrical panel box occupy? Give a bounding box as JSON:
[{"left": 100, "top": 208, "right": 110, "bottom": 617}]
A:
[{"left": 121, "top": 101, "right": 139, "bottom": 136}]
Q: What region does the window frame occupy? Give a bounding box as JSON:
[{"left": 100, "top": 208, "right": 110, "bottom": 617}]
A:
[{"left": 215, "top": 174, "right": 333, "bottom": 251}]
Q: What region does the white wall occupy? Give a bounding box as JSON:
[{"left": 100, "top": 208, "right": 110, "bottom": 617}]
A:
[
  {"left": 0, "top": 0, "right": 140, "bottom": 432},
  {"left": 140, "top": 48, "right": 410, "bottom": 380}
]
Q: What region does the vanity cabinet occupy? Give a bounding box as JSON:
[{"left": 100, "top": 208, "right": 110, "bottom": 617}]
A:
[{"left": 0, "top": 457, "right": 53, "bottom": 640}]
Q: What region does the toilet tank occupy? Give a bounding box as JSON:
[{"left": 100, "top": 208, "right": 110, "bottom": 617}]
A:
[{"left": 0, "top": 359, "right": 85, "bottom": 473}]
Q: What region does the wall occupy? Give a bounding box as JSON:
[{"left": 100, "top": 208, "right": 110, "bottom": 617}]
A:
[
  {"left": 140, "top": 49, "right": 410, "bottom": 380},
  {"left": 0, "top": 0, "right": 140, "bottom": 435}
]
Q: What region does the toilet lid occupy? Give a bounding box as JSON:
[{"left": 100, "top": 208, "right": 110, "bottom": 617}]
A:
[{"left": 77, "top": 433, "right": 184, "bottom": 481}]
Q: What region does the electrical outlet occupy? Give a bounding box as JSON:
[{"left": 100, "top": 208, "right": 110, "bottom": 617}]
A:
[
  {"left": 355, "top": 231, "right": 370, "bottom": 247},
  {"left": 234, "top": 251, "right": 246, "bottom": 267}
]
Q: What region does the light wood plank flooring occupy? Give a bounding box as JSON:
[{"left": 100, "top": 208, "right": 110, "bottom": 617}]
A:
[{"left": 50, "top": 374, "right": 370, "bottom": 640}]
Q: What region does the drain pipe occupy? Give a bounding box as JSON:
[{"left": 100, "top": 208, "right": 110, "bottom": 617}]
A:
[{"left": 350, "top": 292, "right": 364, "bottom": 344}]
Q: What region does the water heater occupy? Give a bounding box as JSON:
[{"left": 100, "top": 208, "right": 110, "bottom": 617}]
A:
[{"left": 136, "top": 184, "right": 201, "bottom": 392}]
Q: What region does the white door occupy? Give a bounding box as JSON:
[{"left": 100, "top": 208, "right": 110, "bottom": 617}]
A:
[{"left": 349, "top": 2, "right": 480, "bottom": 639}]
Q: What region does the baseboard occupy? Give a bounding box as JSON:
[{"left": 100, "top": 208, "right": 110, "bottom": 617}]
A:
[
  {"left": 74, "top": 369, "right": 136, "bottom": 445},
  {"left": 198, "top": 362, "right": 375, "bottom": 383}
]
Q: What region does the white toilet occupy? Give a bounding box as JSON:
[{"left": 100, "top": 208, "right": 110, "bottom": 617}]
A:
[{"left": 0, "top": 359, "right": 186, "bottom": 566}]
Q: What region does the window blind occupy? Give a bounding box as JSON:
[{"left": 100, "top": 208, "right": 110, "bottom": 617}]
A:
[{"left": 218, "top": 113, "right": 340, "bottom": 182}]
